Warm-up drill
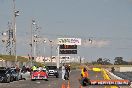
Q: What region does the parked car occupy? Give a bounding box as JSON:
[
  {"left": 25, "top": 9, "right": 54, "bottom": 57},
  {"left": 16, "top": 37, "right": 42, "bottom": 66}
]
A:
[
  {"left": 0, "top": 67, "right": 13, "bottom": 83},
  {"left": 47, "top": 66, "right": 59, "bottom": 78},
  {"left": 10, "top": 67, "right": 21, "bottom": 81}
]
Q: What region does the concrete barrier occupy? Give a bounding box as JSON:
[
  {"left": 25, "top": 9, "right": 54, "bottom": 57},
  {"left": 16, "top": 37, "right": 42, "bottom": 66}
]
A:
[
  {"left": 119, "top": 67, "right": 132, "bottom": 72},
  {"left": 106, "top": 69, "right": 132, "bottom": 87},
  {"left": 105, "top": 69, "right": 123, "bottom": 80}
]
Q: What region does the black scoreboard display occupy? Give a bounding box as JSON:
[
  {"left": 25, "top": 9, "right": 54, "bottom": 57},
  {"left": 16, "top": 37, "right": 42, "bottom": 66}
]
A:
[
  {"left": 59, "top": 45, "right": 77, "bottom": 49},
  {"left": 59, "top": 50, "right": 77, "bottom": 54},
  {"left": 59, "top": 44, "right": 77, "bottom": 54}
]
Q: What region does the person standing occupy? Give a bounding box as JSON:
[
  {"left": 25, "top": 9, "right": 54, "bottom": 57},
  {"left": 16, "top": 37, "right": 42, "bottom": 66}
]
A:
[
  {"left": 62, "top": 63, "right": 65, "bottom": 80},
  {"left": 22, "top": 65, "right": 27, "bottom": 73},
  {"left": 65, "top": 65, "right": 70, "bottom": 80},
  {"left": 15, "top": 65, "right": 20, "bottom": 81},
  {"left": 32, "top": 65, "right": 37, "bottom": 71}
]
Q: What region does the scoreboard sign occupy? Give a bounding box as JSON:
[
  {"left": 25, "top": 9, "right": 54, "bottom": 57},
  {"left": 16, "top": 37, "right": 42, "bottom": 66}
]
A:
[
  {"left": 59, "top": 50, "right": 77, "bottom": 54},
  {"left": 59, "top": 45, "right": 77, "bottom": 54},
  {"left": 58, "top": 38, "right": 80, "bottom": 54},
  {"left": 59, "top": 45, "right": 77, "bottom": 49},
  {"left": 58, "top": 38, "right": 81, "bottom": 45}
]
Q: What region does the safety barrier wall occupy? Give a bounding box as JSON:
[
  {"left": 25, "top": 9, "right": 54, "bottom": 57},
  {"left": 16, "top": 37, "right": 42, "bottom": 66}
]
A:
[
  {"left": 119, "top": 67, "right": 132, "bottom": 72},
  {"left": 105, "top": 69, "right": 132, "bottom": 87}
]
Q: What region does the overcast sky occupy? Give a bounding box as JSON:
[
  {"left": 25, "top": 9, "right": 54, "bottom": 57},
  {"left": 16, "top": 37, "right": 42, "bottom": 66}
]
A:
[{"left": 0, "top": 0, "right": 132, "bottom": 62}]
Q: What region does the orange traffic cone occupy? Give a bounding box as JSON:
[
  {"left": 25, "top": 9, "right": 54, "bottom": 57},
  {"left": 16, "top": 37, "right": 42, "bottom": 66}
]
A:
[
  {"left": 61, "top": 83, "right": 66, "bottom": 88},
  {"left": 79, "top": 85, "right": 83, "bottom": 88},
  {"left": 67, "top": 81, "right": 70, "bottom": 88}
]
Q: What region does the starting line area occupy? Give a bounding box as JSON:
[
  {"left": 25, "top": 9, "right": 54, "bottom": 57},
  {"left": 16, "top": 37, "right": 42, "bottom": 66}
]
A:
[{"left": 61, "top": 68, "right": 131, "bottom": 88}]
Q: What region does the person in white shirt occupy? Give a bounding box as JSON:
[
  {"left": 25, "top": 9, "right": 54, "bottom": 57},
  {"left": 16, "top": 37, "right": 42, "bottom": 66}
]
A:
[{"left": 62, "top": 63, "right": 65, "bottom": 80}]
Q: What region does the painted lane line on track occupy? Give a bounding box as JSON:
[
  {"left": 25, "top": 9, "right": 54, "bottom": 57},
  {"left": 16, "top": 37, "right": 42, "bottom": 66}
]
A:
[{"left": 102, "top": 69, "right": 118, "bottom": 88}]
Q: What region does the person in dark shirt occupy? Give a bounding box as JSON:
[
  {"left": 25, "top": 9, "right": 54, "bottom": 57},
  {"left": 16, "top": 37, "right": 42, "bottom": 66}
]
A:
[
  {"left": 65, "top": 65, "right": 70, "bottom": 80},
  {"left": 22, "top": 65, "right": 27, "bottom": 73}
]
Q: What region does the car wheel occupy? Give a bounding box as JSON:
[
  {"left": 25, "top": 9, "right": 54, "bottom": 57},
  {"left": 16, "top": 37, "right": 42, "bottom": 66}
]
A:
[
  {"left": 56, "top": 75, "right": 59, "bottom": 78},
  {"left": 10, "top": 77, "right": 13, "bottom": 82}
]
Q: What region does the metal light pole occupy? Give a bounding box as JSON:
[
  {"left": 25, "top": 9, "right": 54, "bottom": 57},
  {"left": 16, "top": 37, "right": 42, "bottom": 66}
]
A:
[
  {"left": 57, "top": 45, "right": 60, "bottom": 69},
  {"left": 30, "top": 19, "right": 40, "bottom": 65},
  {"left": 13, "top": 0, "right": 19, "bottom": 65},
  {"left": 1, "top": 32, "right": 7, "bottom": 55},
  {"left": 43, "top": 40, "right": 46, "bottom": 64},
  {"left": 49, "top": 40, "right": 53, "bottom": 65},
  {"left": 30, "top": 19, "right": 36, "bottom": 66},
  {"left": 33, "top": 35, "right": 37, "bottom": 63}
]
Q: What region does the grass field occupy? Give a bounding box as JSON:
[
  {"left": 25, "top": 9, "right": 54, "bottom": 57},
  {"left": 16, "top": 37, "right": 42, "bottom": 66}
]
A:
[{"left": 0, "top": 54, "right": 28, "bottom": 62}]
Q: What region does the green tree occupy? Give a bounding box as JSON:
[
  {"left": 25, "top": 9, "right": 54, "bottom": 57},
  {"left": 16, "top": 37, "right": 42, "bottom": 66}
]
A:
[
  {"left": 97, "top": 58, "right": 103, "bottom": 64},
  {"left": 114, "top": 57, "right": 123, "bottom": 65},
  {"left": 103, "top": 58, "right": 111, "bottom": 65}
]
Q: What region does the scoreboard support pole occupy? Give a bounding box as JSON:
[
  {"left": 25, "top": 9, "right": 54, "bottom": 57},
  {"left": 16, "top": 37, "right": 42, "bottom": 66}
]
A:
[{"left": 57, "top": 45, "right": 60, "bottom": 69}]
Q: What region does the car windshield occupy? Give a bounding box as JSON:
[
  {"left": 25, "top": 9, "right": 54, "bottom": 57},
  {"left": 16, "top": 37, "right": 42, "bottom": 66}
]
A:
[
  {"left": 11, "top": 69, "right": 17, "bottom": 72},
  {"left": 47, "top": 66, "right": 57, "bottom": 70}
]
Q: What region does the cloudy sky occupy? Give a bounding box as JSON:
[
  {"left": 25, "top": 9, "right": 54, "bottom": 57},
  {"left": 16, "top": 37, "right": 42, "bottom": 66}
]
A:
[{"left": 0, "top": 0, "right": 132, "bottom": 62}]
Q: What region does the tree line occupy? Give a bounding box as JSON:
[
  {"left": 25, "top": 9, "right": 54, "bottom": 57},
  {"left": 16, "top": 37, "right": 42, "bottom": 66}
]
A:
[{"left": 91, "top": 57, "right": 132, "bottom": 65}]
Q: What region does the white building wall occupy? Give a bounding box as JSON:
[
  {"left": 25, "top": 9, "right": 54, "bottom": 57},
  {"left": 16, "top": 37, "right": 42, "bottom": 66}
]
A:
[{"left": 35, "top": 56, "right": 85, "bottom": 63}]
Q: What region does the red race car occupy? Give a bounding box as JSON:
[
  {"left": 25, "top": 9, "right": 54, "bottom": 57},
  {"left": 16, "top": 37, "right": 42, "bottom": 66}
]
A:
[{"left": 31, "top": 68, "right": 48, "bottom": 81}]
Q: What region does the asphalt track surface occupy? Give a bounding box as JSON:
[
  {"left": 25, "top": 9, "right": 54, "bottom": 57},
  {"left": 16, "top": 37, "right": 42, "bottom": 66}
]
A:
[
  {"left": 0, "top": 70, "right": 130, "bottom": 88},
  {"left": 113, "top": 72, "right": 132, "bottom": 81}
]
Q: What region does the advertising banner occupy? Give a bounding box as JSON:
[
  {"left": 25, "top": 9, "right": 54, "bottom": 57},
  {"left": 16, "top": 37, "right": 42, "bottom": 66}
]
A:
[{"left": 58, "top": 38, "right": 81, "bottom": 45}]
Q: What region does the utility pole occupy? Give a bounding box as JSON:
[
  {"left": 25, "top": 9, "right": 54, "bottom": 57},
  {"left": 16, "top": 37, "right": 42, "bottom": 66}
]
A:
[
  {"left": 30, "top": 19, "right": 40, "bottom": 65},
  {"left": 57, "top": 45, "right": 60, "bottom": 69},
  {"left": 13, "top": 0, "right": 19, "bottom": 65},
  {"left": 43, "top": 40, "right": 46, "bottom": 64},
  {"left": 29, "top": 19, "right": 35, "bottom": 66},
  {"left": 49, "top": 40, "right": 53, "bottom": 65},
  {"left": 1, "top": 22, "right": 14, "bottom": 55},
  {"left": 7, "top": 22, "right": 13, "bottom": 55},
  {"left": 33, "top": 35, "right": 37, "bottom": 63},
  {"left": 1, "top": 32, "right": 7, "bottom": 55},
  {"left": 31, "top": 20, "right": 33, "bottom": 66},
  {"left": 80, "top": 56, "right": 81, "bottom": 64}
]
